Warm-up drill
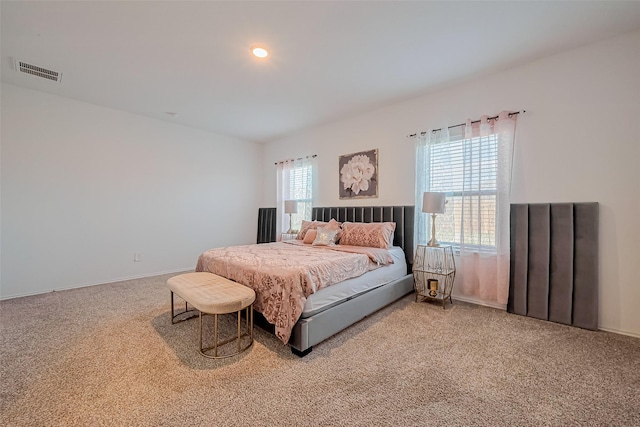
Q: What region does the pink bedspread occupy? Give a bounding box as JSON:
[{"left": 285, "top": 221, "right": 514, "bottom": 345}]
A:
[
  {"left": 195, "top": 242, "right": 391, "bottom": 343},
  {"left": 283, "top": 240, "right": 394, "bottom": 265}
]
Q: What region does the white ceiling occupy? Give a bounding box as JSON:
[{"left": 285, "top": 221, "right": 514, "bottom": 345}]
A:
[{"left": 2, "top": 1, "right": 640, "bottom": 143}]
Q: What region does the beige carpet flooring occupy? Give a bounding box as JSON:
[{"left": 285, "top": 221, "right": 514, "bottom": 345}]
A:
[{"left": 1, "top": 273, "right": 639, "bottom": 426}]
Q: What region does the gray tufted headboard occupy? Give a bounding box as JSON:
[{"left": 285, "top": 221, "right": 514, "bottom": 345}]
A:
[
  {"left": 312, "top": 205, "right": 415, "bottom": 271},
  {"left": 257, "top": 205, "right": 415, "bottom": 271}
]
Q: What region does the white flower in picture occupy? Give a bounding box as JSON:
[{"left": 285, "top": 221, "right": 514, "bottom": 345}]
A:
[{"left": 341, "top": 155, "right": 374, "bottom": 195}]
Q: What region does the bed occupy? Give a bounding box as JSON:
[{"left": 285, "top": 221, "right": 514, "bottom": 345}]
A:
[{"left": 197, "top": 205, "right": 414, "bottom": 356}]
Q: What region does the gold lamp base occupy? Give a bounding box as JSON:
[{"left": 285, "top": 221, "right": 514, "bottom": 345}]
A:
[
  {"left": 287, "top": 213, "right": 293, "bottom": 234},
  {"left": 428, "top": 212, "right": 440, "bottom": 247}
]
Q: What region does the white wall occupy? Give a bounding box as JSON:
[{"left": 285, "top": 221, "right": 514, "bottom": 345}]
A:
[
  {"left": 262, "top": 30, "right": 640, "bottom": 337},
  {"left": 1, "top": 83, "right": 263, "bottom": 298}
]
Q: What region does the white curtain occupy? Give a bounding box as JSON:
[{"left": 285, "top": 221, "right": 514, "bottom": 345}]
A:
[
  {"left": 276, "top": 156, "right": 315, "bottom": 240},
  {"left": 415, "top": 126, "right": 450, "bottom": 248},
  {"left": 415, "top": 111, "right": 517, "bottom": 305}
]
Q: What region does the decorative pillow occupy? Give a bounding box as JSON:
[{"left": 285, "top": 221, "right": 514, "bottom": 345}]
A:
[
  {"left": 296, "top": 220, "right": 312, "bottom": 239},
  {"left": 296, "top": 220, "right": 328, "bottom": 240},
  {"left": 339, "top": 222, "right": 396, "bottom": 249},
  {"left": 324, "top": 218, "right": 343, "bottom": 243},
  {"left": 312, "top": 227, "right": 339, "bottom": 246},
  {"left": 303, "top": 229, "right": 318, "bottom": 244}
]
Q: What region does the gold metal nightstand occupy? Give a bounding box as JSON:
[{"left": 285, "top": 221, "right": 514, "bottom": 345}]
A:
[{"left": 413, "top": 245, "right": 456, "bottom": 308}]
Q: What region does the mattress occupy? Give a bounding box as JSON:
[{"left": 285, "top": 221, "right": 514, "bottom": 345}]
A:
[{"left": 301, "top": 246, "right": 407, "bottom": 318}]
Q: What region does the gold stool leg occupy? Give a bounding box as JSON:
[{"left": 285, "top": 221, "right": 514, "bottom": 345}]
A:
[
  {"left": 237, "top": 310, "right": 242, "bottom": 353},
  {"left": 171, "top": 291, "right": 175, "bottom": 324},
  {"left": 213, "top": 314, "right": 219, "bottom": 358},
  {"left": 198, "top": 305, "right": 254, "bottom": 359},
  {"left": 245, "top": 306, "right": 249, "bottom": 336},
  {"left": 171, "top": 291, "right": 197, "bottom": 324},
  {"left": 199, "top": 311, "right": 203, "bottom": 352},
  {"left": 250, "top": 305, "right": 254, "bottom": 339}
]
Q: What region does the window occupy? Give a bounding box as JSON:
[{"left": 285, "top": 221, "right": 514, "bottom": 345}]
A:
[
  {"left": 285, "top": 163, "right": 313, "bottom": 232},
  {"left": 429, "top": 133, "right": 499, "bottom": 251},
  {"left": 276, "top": 157, "right": 315, "bottom": 235},
  {"left": 414, "top": 112, "right": 518, "bottom": 304}
]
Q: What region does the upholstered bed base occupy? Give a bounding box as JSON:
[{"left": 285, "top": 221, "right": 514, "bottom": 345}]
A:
[{"left": 288, "top": 274, "right": 413, "bottom": 354}]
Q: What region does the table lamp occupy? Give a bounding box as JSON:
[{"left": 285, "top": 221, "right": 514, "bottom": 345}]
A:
[
  {"left": 284, "top": 200, "right": 298, "bottom": 233},
  {"left": 422, "top": 192, "right": 446, "bottom": 247}
]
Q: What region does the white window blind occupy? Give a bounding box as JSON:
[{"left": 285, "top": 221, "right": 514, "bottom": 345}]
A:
[
  {"left": 430, "top": 134, "right": 499, "bottom": 251},
  {"left": 287, "top": 163, "right": 313, "bottom": 232},
  {"left": 276, "top": 156, "right": 315, "bottom": 236}
]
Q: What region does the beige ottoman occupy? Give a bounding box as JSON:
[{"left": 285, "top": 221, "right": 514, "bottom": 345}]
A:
[{"left": 167, "top": 272, "right": 255, "bottom": 359}]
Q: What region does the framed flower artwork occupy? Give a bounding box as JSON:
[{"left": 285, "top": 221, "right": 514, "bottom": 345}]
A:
[{"left": 338, "top": 149, "right": 378, "bottom": 199}]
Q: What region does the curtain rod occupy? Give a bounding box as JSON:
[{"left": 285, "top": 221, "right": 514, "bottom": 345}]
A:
[
  {"left": 275, "top": 154, "right": 317, "bottom": 165},
  {"left": 406, "top": 110, "right": 525, "bottom": 138}
]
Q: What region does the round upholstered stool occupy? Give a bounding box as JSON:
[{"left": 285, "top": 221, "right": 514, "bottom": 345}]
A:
[{"left": 167, "top": 272, "right": 256, "bottom": 359}]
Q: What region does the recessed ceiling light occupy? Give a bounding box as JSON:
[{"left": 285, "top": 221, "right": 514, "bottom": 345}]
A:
[{"left": 250, "top": 45, "right": 269, "bottom": 59}]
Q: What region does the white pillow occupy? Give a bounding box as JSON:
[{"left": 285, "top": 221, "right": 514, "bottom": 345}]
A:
[{"left": 312, "top": 227, "right": 339, "bottom": 246}]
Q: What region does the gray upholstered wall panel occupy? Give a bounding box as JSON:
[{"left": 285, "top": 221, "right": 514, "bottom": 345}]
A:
[
  {"left": 257, "top": 208, "right": 277, "bottom": 244},
  {"left": 509, "top": 204, "right": 529, "bottom": 316},
  {"left": 572, "top": 203, "right": 599, "bottom": 330},
  {"left": 527, "top": 204, "right": 551, "bottom": 320},
  {"left": 508, "top": 203, "right": 599, "bottom": 330},
  {"left": 549, "top": 204, "right": 574, "bottom": 325}
]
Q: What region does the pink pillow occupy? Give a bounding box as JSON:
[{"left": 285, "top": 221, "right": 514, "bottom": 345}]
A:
[
  {"left": 303, "top": 229, "right": 318, "bottom": 244},
  {"left": 297, "top": 220, "right": 328, "bottom": 240},
  {"left": 339, "top": 222, "right": 396, "bottom": 249}
]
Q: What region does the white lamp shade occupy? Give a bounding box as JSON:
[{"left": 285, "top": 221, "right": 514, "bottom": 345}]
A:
[
  {"left": 422, "top": 192, "right": 446, "bottom": 214},
  {"left": 284, "top": 200, "right": 298, "bottom": 214}
]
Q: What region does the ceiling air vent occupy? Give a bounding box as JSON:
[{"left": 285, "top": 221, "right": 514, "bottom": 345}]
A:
[{"left": 13, "top": 58, "right": 63, "bottom": 83}]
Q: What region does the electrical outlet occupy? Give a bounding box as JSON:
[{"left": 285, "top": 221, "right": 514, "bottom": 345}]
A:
[{"left": 134, "top": 253, "right": 142, "bottom": 262}]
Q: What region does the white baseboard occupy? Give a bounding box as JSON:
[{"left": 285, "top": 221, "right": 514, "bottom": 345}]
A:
[
  {"left": 598, "top": 326, "right": 640, "bottom": 339},
  {"left": 452, "top": 294, "right": 506, "bottom": 310},
  {"left": 452, "top": 296, "right": 640, "bottom": 339},
  {"left": 0, "top": 267, "right": 194, "bottom": 301}
]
